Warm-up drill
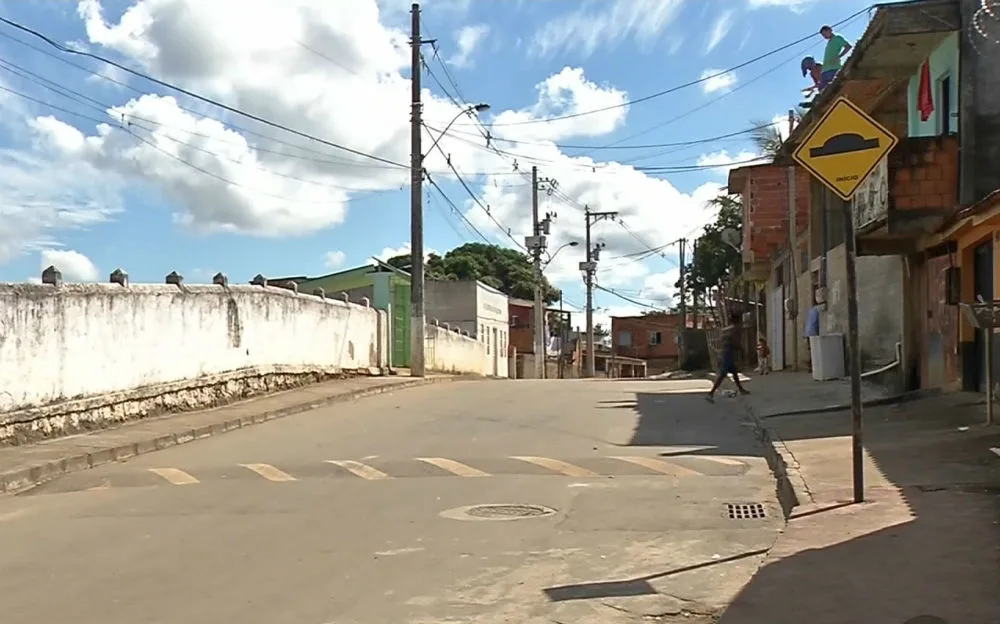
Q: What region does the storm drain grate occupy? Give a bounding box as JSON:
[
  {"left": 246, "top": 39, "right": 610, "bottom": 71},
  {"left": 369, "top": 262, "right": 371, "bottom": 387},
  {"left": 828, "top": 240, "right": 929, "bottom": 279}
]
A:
[
  {"left": 726, "top": 503, "right": 767, "bottom": 520},
  {"left": 465, "top": 504, "right": 553, "bottom": 519}
]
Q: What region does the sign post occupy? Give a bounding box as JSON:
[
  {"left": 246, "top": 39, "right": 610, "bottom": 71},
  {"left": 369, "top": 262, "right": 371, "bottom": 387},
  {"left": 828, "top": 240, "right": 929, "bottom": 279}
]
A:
[{"left": 791, "top": 97, "right": 899, "bottom": 504}]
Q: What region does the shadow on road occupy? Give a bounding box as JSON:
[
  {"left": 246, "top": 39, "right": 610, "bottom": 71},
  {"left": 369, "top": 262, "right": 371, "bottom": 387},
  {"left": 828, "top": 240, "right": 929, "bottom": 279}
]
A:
[{"left": 546, "top": 379, "right": 1000, "bottom": 623}]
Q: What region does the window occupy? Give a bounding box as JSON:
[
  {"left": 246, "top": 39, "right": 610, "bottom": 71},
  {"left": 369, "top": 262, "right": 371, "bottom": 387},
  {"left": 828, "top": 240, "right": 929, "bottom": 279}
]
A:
[
  {"left": 649, "top": 331, "right": 662, "bottom": 346},
  {"left": 480, "top": 325, "right": 485, "bottom": 341},
  {"left": 617, "top": 331, "right": 632, "bottom": 347}
]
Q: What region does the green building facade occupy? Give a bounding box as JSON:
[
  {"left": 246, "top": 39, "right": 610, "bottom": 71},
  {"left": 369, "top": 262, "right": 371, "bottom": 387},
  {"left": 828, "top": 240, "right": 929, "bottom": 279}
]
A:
[{"left": 295, "top": 263, "right": 412, "bottom": 367}]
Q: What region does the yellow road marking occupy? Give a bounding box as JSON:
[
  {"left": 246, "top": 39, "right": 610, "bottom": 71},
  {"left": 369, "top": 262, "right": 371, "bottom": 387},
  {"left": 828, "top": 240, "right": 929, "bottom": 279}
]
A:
[
  {"left": 416, "top": 457, "right": 490, "bottom": 477},
  {"left": 511, "top": 456, "right": 598, "bottom": 478},
  {"left": 240, "top": 463, "right": 297, "bottom": 482},
  {"left": 148, "top": 468, "right": 200, "bottom": 485},
  {"left": 612, "top": 456, "right": 701, "bottom": 476},
  {"left": 325, "top": 460, "right": 392, "bottom": 481}
]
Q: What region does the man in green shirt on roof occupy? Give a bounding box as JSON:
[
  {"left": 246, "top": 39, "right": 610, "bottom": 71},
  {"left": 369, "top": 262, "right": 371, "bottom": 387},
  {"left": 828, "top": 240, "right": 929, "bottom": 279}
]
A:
[{"left": 818, "top": 25, "right": 851, "bottom": 90}]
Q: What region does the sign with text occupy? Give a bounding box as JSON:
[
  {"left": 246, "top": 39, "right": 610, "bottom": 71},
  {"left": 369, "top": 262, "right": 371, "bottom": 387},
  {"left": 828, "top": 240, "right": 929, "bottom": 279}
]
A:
[{"left": 792, "top": 97, "right": 898, "bottom": 201}]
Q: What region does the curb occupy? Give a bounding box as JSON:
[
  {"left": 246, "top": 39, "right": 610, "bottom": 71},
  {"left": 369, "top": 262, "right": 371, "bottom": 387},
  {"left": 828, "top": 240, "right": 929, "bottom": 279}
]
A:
[
  {"left": 742, "top": 400, "right": 811, "bottom": 519},
  {"left": 1, "top": 377, "right": 453, "bottom": 494},
  {"left": 759, "top": 387, "right": 945, "bottom": 419}
]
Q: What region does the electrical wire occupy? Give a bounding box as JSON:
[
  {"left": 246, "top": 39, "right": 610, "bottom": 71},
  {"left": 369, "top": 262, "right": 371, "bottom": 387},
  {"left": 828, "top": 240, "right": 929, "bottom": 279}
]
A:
[
  {"left": 593, "top": 283, "right": 666, "bottom": 311},
  {"left": 0, "top": 16, "right": 409, "bottom": 169},
  {"left": 452, "top": 5, "right": 873, "bottom": 127}
]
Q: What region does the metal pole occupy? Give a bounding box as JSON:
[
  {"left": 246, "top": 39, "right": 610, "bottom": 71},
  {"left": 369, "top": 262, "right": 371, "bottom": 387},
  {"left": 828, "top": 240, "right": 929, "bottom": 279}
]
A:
[
  {"left": 558, "top": 293, "right": 565, "bottom": 379},
  {"left": 585, "top": 208, "right": 595, "bottom": 379},
  {"left": 842, "top": 198, "right": 865, "bottom": 503},
  {"left": 531, "top": 166, "right": 545, "bottom": 379},
  {"left": 678, "top": 238, "right": 687, "bottom": 367},
  {"left": 987, "top": 327, "right": 995, "bottom": 425},
  {"left": 408, "top": 2, "right": 426, "bottom": 377}
]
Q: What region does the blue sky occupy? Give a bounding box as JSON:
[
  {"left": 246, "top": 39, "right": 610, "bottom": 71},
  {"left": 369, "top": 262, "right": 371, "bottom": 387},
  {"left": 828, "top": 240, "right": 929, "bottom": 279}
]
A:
[{"left": 0, "top": 0, "right": 878, "bottom": 326}]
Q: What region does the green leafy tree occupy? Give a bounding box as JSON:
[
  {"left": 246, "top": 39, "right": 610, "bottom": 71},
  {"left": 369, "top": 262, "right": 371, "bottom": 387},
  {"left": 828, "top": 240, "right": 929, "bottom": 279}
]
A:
[
  {"left": 749, "top": 119, "right": 784, "bottom": 158},
  {"left": 675, "top": 194, "right": 743, "bottom": 309},
  {"left": 593, "top": 323, "right": 610, "bottom": 340},
  {"left": 386, "top": 243, "right": 559, "bottom": 303}
]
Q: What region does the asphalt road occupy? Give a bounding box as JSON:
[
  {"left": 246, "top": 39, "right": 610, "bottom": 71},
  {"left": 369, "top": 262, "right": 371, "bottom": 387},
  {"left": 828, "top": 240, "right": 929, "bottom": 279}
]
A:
[{"left": 0, "top": 378, "right": 783, "bottom": 624}]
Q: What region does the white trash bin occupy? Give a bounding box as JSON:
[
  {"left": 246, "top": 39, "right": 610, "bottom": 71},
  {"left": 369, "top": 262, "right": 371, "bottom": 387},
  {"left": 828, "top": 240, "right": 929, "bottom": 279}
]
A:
[{"left": 809, "top": 334, "right": 845, "bottom": 381}]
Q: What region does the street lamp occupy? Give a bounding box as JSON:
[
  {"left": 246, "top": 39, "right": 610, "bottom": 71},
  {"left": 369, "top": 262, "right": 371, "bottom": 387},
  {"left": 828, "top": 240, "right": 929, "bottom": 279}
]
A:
[
  {"left": 543, "top": 241, "right": 580, "bottom": 270},
  {"left": 410, "top": 102, "right": 490, "bottom": 377}
]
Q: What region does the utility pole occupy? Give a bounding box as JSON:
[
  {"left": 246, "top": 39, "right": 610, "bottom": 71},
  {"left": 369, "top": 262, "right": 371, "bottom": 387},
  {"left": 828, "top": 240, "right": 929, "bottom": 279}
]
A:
[
  {"left": 678, "top": 238, "right": 687, "bottom": 367},
  {"left": 691, "top": 239, "right": 699, "bottom": 329},
  {"left": 582, "top": 207, "right": 618, "bottom": 378},
  {"left": 525, "top": 167, "right": 559, "bottom": 379},
  {"left": 530, "top": 166, "right": 545, "bottom": 379},
  {"left": 408, "top": 2, "right": 426, "bottom": 377}
]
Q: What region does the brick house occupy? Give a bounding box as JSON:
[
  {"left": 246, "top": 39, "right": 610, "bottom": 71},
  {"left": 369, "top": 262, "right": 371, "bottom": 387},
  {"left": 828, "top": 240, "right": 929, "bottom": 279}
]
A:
[
  {"left": 611, "top": 313, "right": 688, "bottom": 373},
  {"left": 732, "top": 0, "right": 1000, "bottom": 395}
]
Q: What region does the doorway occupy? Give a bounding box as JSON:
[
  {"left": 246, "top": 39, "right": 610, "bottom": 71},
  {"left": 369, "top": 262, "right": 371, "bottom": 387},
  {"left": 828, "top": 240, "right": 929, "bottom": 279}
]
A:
[
  {"left": 972, "top": 240, "right": 993, "bottom": 391},
  {"left": 492, "top": 327, "right": 499, "bottom": 377}
]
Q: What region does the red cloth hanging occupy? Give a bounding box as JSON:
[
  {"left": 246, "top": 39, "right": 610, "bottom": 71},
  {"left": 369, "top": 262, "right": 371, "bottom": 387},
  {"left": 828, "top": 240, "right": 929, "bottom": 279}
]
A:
[{"left": 917, "top": 59, "right": 935, "bottom": 122}]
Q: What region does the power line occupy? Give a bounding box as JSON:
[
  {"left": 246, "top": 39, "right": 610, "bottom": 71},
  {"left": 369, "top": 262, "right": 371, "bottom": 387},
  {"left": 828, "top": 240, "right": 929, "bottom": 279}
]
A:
[
  {"left": 593, "top": 283, "right": 666, "bottom": 311},
  {"left": 422, "top": 122, "right": 526, "bottom": 250},
  {"left": 425, "top": 177, "right": 492, "bottom": 244},
  {"left": 453, "top": 5, "right": 872, "bottom": 127},
  {"left": 0, "top": 16, "right": 409, "bottom": 169},
  {"left": 434, "top": 120, "right": 782, "bottom": 151}
]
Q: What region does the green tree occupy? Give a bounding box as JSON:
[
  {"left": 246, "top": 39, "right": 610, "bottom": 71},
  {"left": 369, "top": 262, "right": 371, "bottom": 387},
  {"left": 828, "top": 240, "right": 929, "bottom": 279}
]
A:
[
  {"left": 386, "top": 243, "right": 559, "bottom": 303},
  {"left": 593, "top": 323, "right": 610, "bottom": 340},
  {"left": 675, "top": 194, "right": 743, "bottom": 308},
  {"left": 749, "top": 118, "right": 784, "bottom": 158}
]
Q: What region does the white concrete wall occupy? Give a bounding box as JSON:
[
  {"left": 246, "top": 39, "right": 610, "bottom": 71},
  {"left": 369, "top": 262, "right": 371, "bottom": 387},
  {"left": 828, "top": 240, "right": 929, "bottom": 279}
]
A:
[
  {"left": 425, "top": 323, "right": 496, "bottom": 376},
  {"left": 0, "top": 283, "right": 389, "bottom": 412}
]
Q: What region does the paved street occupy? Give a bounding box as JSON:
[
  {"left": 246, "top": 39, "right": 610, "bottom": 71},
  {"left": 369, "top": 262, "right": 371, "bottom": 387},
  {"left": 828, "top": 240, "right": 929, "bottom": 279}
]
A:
[{"left": 0, "top": 379, "right": 781, "bottom": 624}]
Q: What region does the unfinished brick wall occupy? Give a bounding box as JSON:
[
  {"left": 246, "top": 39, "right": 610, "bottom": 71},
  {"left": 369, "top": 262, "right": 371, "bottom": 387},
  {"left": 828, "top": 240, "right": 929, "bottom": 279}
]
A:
[
  {"left": 890, "top": 136, "right": 959, "bottom": 211},
  {"left": 740, "top": 165, "right": 810, "bottom": 264}
]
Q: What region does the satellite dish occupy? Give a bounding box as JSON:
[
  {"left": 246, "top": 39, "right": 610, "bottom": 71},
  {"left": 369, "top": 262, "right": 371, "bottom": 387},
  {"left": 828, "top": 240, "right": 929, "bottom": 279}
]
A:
[{"left": 720, "top": 228, "right": 741, "bottom": 251}]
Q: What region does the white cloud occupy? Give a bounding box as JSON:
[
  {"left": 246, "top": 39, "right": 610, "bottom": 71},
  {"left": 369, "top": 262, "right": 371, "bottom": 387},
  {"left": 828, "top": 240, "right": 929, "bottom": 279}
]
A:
[
  {"left": 323, "top": 250, "right": 346, "bottom": 269},
  {"left": 530, "top": 0, "right": 685, "bottom": 57},
  {"left": 700, "top": 69, "right": 737, "bottom": 94},
  {"left": 697, "top": 149, "right": 765, "bottom": 177},
  {"left": 377, "top": 243, "right": 439, "bottom": 263},
  {"left": 747, "top": 0, "right": 817, "bottom": 13},
  {"left": 449, "top": 24, "right": 489, "bottom": 68},
  {"left": 705, "top": 9, "right": 735, "bottom": 54},
  {"left": 0, "top": 148, "right": 121, "bottom": 263},
  {"left": 1, "top": 0, "right": 730, "bottom": 308},
  {"left": 40, "top": 249, "right": 100, "bottom": 282}
]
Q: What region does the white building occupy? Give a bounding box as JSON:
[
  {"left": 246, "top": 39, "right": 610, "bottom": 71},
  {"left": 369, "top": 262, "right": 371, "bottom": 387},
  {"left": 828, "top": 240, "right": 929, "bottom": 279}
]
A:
[{"left": 426, "top": 280, "right": 509, "bottom": 377}]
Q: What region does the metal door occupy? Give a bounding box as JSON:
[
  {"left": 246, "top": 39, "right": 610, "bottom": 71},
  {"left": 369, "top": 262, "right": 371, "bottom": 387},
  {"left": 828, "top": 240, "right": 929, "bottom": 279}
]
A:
[
  {"left": 392, "top": 282, "right": 411, "bottom": 367},
  {"left": 770, "top": 287, "right": 785, "bottom": 370}
]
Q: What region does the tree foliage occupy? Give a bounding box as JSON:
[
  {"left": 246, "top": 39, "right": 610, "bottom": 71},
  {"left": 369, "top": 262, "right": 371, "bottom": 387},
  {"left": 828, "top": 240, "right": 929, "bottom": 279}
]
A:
[
  {"left": 675, "top": 194, "right": 743, "bottom": 300},
  {"left": 385, "top": 243, "right": 560, "bottom": 303}
]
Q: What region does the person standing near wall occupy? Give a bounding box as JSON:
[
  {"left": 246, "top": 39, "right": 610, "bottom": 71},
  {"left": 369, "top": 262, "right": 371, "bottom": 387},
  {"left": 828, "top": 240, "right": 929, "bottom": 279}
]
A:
[{"left": 818, "top": 25, "right": 852, "bottom": 90}]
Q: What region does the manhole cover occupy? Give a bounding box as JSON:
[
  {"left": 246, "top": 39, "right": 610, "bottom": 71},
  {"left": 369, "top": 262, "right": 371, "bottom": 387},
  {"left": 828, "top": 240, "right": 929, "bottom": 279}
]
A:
[
  {"left": 440, "top": 503, "right": 558, "bottom": 521},
  {"left": 726, "top": 503, "right": 766, "bottom": 519}
]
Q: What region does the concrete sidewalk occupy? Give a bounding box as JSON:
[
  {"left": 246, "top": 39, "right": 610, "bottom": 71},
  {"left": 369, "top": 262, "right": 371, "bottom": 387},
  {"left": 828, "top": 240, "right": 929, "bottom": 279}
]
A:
[
  {"left": 0, "top": 374, "right": 455, "bottom": 494},
  {"left": 721, "top": 372, "right": 1000, "bottom": 624}
]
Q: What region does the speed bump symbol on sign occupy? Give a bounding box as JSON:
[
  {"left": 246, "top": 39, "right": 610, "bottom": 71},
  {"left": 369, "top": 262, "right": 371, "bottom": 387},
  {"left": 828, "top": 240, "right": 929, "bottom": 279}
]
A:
[{"left": 792, "top": 96, "right": 898, "bottom": 201}]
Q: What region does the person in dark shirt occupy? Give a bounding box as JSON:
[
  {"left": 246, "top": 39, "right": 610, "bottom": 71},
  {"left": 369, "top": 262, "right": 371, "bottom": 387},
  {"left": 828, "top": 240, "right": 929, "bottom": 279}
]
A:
[{"left": 706, "top": 311, "right": 750, "bottom": 403}]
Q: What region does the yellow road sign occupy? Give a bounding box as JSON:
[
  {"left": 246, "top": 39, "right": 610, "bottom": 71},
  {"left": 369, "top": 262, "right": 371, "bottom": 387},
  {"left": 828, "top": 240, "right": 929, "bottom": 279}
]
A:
[{"left": 792, "top": 97, "right": 898, "bottom": 201}]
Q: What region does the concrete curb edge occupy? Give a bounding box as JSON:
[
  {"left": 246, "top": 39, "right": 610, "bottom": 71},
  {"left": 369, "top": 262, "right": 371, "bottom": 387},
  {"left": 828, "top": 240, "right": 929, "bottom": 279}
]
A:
[
  {"left": 759, "top": 387, "right": 944, "bottom": 420},
  {"left": 742, "top": 400, "right": 812, "bottom": 519},
  {"left": 1, "top": 377, "right": 453, "bottom": 494}
]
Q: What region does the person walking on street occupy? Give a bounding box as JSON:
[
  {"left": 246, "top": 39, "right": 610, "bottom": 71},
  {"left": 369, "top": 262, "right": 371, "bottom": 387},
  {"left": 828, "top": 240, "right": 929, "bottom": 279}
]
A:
[
  {"left": 706, "top": 311, "right": 750, "bottom": 403},
  {"left": 818, "top": 25, "right": 852, "bottom": 90}
]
